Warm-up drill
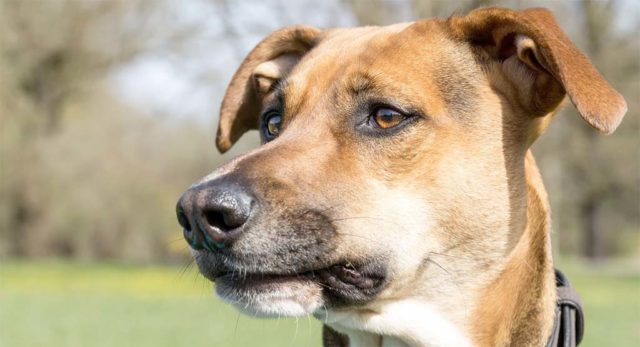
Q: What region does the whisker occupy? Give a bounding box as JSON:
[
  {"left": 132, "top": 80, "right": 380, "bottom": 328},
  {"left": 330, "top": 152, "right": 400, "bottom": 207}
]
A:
[
  {"left": 292, "top": 316, "right": 300, "bottom": 345},
  {"left": 428, "top": 242, "right": 475, "bottom": 261},
  {"left": 321, "top": 303, "right": 330, "bottom": 325},
  {"left": 329, "top": 216, "right": 385, "bottom": 222},
  {"left": 425, "top": 257, "right": 450, "bottom": 275},
  {"left": 177, "top": 258, "right": 194, "bottom": 279},
  {"left": 233, "top": 312, "right": 241, "bottom": 339},
  {"left": 317, "top": 205, "right": 338, "bottom": 215},
  {"left": 167, "top": 236, "right": 186, "bottom": 245},
  {"left": 427, "top": 251, "right": 459, "bottom": 258},
  {"left": 336, "top": 232, "right": 386, "bottom": 246},
  {"left": 424, "top": 255, "right": 466, "bottom": 303},
  {"left": 314, "top": 281, "right": 339, "bottom": 291}
]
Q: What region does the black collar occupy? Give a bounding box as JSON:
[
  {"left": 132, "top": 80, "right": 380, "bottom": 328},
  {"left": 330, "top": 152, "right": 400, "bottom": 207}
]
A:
[{"left": 546, "top": 269, "right": 585, "bottom": 347}]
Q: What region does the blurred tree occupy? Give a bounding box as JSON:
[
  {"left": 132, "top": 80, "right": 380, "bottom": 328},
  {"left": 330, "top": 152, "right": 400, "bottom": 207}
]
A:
[
  {"left": 531, "top": 0, "right": 639, "bottom": 260},
  {"left": 560, "top": 0, "right": 638, "bottom": 259},
  {"left": 0, "top": 0, "right": 210, "bottom": 260}
]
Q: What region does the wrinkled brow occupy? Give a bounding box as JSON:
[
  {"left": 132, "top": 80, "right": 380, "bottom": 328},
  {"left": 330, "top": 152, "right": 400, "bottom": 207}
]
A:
[
  {"left": 273, "top": 79, "right": 288, "bottom": 104},
  {"left": 263, "top": 78, "right": 291, "bottom": 115},
  {"left": 344, "top": 72, "right": 380, "bottom": 97}
]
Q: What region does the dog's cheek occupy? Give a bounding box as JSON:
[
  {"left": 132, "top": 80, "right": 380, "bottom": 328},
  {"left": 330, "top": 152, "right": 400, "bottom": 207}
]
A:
[{"left": 334, "top": 182, "right": 438, "bottom": 285}]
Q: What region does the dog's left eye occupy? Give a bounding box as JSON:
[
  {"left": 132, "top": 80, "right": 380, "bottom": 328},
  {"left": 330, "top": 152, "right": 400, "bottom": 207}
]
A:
[
  {"left": 369, "top": 108, "right": 408, "bottom": 129},
  {"left": 262, "top": 111, "right": 282, "bottom": 140}
]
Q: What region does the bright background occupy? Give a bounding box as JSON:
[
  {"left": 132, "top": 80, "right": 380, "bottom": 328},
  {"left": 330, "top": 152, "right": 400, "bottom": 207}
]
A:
[{"left": 0, "top": 0, "right": 638, "bottom": 346}]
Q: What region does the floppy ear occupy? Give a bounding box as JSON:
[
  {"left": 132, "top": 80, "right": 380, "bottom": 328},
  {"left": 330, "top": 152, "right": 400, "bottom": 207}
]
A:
[
  {"left": 216, "top": 25, "right": 321, "bottom": 152},
  {"left": 448, "top": 7, "right": 626, "bottom": 134}
]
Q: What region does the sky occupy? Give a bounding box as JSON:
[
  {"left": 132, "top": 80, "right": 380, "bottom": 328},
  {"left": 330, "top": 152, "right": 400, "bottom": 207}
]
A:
[{"left": 111, "top": 0, "right": 356, "bottom": 122}]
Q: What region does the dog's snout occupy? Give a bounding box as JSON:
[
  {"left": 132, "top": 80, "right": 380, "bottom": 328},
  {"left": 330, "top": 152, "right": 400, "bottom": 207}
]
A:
[{"left": 176, "top": 180, "right": 254, "bottom": 250}]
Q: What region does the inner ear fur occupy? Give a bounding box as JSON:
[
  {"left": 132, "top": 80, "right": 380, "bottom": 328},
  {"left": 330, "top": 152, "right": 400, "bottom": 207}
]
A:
[
  {"left": 448, "top": 7, "right": 627, "bottom": 134},
  {"left": 216, "top": 25, "right": 321, "bottom": 152}
]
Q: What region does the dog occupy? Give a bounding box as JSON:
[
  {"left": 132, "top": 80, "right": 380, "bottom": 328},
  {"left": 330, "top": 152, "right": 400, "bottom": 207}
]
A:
[{"left": 176, "top": 7, "right": 626, "bottom": 347}]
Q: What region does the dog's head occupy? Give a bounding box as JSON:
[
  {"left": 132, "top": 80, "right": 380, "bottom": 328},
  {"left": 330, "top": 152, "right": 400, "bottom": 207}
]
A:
[{"left": 177, "top": 7, "right": 625, "bottom": 319}]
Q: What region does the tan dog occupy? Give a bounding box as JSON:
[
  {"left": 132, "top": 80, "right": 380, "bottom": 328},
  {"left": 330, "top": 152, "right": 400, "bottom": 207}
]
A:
[{"left": 176, "top": 7, "right": 626, "bottom": 347}]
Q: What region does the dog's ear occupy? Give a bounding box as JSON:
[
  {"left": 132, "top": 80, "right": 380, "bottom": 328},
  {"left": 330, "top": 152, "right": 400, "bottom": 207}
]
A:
[
  {"left": 216, "top": 25, "right": 321, "bottom": 152},
  {"left": 449, "top": 7, "right": 626, "bottom": 134}
]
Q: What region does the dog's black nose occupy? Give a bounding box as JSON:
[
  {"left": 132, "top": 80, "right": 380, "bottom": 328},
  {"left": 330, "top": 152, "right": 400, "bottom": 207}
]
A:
[{"left": 176, "top": 179, "right": 254, "bottom": 251}]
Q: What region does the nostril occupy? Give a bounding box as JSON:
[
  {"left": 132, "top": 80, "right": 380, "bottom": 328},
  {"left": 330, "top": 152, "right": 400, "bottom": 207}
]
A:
[
  {"left": 176, "top": 207, "right": 192, "bottom": 232},
  {"left": 177, "top": 205, "right": 204, "bottom": 250},
  {"left": 204, "top": 209, "right": 235, "bottom": 232}
]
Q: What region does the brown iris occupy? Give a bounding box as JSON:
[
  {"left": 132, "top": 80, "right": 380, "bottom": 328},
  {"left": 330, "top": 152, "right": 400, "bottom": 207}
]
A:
[
  {"left": 264, "top": 113, "right": 282, "bottom": 139},
  {"left": 372, "top": 108, "right": 406, "bottom": 129}
]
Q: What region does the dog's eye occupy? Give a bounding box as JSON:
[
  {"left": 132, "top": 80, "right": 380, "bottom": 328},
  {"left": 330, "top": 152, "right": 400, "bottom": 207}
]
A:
[
  {"left": 370, "top": 108, "right": 407, "bottom": 129},
  {"left": 263, "top": 111, "right": 282, "bottom": 140}
]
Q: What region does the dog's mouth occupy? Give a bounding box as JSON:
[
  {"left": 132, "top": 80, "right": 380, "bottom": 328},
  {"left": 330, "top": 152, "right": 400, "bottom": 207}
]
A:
[
  {"left": 216, "top": 263, "right": 382, "bottom": 292},
  {"left": 204, "top": 259, "right": 387, "bottom": 316}
]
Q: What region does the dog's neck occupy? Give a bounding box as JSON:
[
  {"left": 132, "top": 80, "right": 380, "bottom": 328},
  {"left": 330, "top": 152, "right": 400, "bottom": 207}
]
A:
[
  {"left": 468, "top": 152, "right": 556, "bottom": 346},
  {"left": 322, "top": 152, "right": 557, "bottom": 347}
]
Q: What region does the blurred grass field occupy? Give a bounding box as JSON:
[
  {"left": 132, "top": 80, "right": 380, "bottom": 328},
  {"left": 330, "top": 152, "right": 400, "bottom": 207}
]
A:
[
  {"left": 0, "top": 259, "right": 638, "bottom": 347},
  {"left": 0, "top": 260, "right": 322, "bottom": 347}
]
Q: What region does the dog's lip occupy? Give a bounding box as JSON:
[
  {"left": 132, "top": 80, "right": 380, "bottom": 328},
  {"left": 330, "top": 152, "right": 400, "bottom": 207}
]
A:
[{"left": 213, "top": 263, "right": 384, "bottom": 291}]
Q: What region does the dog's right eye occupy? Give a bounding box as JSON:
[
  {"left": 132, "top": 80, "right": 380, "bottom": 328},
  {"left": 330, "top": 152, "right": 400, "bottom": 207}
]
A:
[
  {"left": 371, "top": 108, "right": 407, "bottom": 129},
  {"left": 262, "top": 111, "right": 282, "bottom": 141}
]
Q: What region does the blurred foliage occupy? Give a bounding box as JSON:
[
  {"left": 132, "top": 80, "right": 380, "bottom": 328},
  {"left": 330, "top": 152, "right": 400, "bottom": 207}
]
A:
[
  {"left": 523, "top": 0, "right": 639, "bottom": 259},
  {"left": 0, "top": 0, "right": 638, "bottom": 262},
  {"left": 0, "top": 0, "right": 218, "bottom": 261}
]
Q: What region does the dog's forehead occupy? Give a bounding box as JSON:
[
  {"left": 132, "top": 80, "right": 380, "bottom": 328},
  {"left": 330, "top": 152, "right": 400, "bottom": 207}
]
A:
[
  {"left": 291, "top": 21, "right": 433, "bottom": 82},
  {"left": 322, "top": 22, "right": 414, "bottom": 47},
  {"left": 283, "top": 24, "right": 412, "bottom": 93},
  {"left": 277, "top": 20, "right": 477, "bottom": 121}
]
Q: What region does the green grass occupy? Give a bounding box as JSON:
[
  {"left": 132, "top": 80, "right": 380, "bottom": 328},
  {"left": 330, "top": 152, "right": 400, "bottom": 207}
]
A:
[
  {"left": 556, "top": 259, "right": 640, "bottom": 347},
  {"left": 0, "top": 260, "right": 638, "bottom": 347},
  {"left": 0, "top": 261, "right": 322, "bottom": 347}
]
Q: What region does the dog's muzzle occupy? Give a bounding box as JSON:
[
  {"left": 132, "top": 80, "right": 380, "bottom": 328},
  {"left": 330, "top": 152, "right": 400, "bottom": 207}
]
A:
[{"left": 175, "top": 174, "right": 388, "bottom": 314}]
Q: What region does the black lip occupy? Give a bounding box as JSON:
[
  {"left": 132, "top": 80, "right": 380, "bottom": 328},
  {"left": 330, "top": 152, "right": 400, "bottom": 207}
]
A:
[
  {"left": 207, "top": 260, "right": 387, "bottom": 306},
  {"left": 213, "top": 262, "right": 383, "bottom": 288},
  {"left": 317, "top": 262, "right": 388, "bottom": 306}
]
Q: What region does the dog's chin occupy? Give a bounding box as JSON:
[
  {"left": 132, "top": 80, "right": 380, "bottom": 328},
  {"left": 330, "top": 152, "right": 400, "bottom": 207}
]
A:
[{"left": 215, "top": 274, "right": 324, "bottom": 317}]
